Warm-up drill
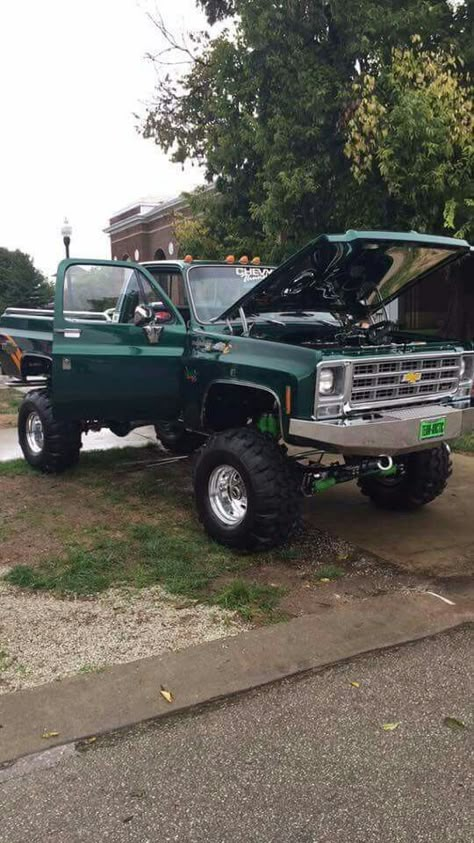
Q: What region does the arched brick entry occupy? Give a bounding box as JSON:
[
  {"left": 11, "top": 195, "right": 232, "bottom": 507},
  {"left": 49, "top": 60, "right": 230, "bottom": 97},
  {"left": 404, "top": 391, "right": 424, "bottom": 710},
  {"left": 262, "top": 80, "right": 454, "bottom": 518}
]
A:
[{"left": 154, "top": 248, "right": 166, "bottom": 260}]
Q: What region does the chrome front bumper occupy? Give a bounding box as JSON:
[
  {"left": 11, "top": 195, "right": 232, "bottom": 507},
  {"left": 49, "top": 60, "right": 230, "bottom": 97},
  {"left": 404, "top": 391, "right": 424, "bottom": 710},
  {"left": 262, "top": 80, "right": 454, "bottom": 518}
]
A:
[{"left": 288, "top": 404, "right": 474, "bottom": 456}]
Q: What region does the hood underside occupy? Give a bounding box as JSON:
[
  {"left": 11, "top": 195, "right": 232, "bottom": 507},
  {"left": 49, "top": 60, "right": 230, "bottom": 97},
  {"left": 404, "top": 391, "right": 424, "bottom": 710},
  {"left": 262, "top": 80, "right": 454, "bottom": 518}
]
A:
[{"left": 218, "top": 231, "right": 470, "bottom": 321}]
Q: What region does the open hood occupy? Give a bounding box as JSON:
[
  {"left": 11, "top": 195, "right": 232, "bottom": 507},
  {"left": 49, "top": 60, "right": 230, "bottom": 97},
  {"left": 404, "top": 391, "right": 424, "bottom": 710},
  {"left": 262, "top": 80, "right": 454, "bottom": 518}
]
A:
[{"left": 218, "top": 231, "right": 470, "bottom": 321}]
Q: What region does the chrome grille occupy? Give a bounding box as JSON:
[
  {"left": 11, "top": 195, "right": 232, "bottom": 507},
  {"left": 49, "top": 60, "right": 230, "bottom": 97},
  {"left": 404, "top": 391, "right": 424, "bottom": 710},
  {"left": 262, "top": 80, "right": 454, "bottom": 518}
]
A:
[{"left": 350, "top": 355, "right": 461, "bottom": 408}]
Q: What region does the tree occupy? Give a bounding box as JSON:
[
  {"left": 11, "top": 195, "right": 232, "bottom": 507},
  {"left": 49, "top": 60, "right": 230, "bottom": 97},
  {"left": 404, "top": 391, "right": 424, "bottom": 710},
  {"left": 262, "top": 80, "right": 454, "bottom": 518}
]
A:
[
  {"left": 345, "top": 38, "right": 474, "bottom": 238},
  {"left": 142, "top": 1, "right": 472, "bottom": 260},
  {"left": 0, "top": 248, "right": 52, "bottom": 315}
]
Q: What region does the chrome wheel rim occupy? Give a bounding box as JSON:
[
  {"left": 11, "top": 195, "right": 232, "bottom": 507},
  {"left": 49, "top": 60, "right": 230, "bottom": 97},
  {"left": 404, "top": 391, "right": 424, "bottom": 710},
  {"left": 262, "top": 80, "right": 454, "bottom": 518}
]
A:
[
  {"left": 26, "top": 411, "right": 44, "bottom": 454},
  {"left": 208, "top": 465, "right": 248, "bottom": 527}
]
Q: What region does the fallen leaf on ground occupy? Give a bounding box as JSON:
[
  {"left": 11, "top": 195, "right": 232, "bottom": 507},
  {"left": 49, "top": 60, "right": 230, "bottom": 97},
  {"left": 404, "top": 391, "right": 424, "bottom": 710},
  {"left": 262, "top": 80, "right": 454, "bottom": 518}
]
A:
[
  {"left": 350, "top": 681, "right": 360, "bottom": 688},
  {"left": 160, "top": 686, "right": 174, "bottom": 703},
  {"left": 443, "top": 717, "right": 466, "bottom": 731},
  {"left": 84, "top": 736, "right": 97, "bottom": 744},
  {"left": 382, "top": 722, "right": 400, "bottom": 731},
  {"left": 41, "top": 731, "right": 60, "bottom": 739},
  {"left": 319, "top": 577, "right": 331, "bottom": 583}
]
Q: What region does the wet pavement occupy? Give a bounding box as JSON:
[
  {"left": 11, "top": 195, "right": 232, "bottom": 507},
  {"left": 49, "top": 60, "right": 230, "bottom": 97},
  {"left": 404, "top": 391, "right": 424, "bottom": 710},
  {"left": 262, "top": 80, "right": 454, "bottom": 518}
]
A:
[
  {"left": 0, "top": 424, "right": 157, "bottom": 462},
  {"left": 1, "top": 628, "right": 472, "bottom": 843}
]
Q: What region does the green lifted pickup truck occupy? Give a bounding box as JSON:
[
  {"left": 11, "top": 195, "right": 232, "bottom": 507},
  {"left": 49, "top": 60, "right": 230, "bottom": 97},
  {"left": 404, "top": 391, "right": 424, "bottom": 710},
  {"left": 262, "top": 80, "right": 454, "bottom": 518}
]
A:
[{"left": 1, "top": 230, "right": 473, "bottom": 550}]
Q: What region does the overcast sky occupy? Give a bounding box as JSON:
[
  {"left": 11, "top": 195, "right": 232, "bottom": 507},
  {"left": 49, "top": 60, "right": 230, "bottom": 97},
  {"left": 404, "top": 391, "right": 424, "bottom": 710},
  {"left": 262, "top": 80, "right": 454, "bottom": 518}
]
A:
[{"left": 0, "top": 0, "right": 208, "bottom": 276}]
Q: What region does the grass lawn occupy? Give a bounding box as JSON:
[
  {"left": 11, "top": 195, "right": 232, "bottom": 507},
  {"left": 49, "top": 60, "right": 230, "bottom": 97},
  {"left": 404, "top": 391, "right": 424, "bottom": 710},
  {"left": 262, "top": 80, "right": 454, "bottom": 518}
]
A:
[
  {"left": 0, "top": 447, "right": 358, "bottom": 623},
  {"left": 0, "top": 388, "right": 23, "bottom": 422},
  {"left": 452, "top": 432, "right": 474, "bottom": 455}
]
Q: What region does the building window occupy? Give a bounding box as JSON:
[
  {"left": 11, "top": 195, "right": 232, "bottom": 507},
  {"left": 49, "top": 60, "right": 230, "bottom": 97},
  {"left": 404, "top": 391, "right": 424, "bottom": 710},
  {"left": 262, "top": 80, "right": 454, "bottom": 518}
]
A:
[
  {"left": 134, "top": 249, "right": 140, "bottom": 261},
  {"left": 154, "top": 248, "right": 166, "bottom": 261}
]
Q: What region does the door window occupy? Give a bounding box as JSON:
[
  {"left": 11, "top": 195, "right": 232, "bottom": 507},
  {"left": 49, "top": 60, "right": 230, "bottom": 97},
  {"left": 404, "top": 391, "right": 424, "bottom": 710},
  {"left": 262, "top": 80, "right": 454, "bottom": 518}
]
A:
[
  {"left": 147, "top": 270, "right": 189, "bottom": 318},
  {"left": 63, "top": 264, "right": 167, "bottom": 324}
]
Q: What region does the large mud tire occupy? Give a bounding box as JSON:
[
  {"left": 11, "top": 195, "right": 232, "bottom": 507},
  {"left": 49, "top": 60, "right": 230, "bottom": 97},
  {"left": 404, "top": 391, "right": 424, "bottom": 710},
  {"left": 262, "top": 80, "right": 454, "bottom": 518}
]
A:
[
  {"left": 193, "top": 428, "right": 302, "bottom": 550},
  {"left": 358, "top": 444, "right": 452, "bottom": 511},
  {"left": 18, "top": 390, "right": 82, "bottom": 473}
]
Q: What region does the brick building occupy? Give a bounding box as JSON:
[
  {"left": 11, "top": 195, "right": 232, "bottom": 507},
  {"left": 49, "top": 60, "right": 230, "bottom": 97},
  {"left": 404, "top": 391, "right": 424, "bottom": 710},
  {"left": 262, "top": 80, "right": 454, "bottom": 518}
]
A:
[{"left": 104, "top": 195, "right": 190, "bottom": 263}]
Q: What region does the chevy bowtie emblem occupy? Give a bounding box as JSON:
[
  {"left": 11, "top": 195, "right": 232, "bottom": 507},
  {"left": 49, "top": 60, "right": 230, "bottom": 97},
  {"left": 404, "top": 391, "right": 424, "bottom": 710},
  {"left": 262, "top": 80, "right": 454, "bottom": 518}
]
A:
[{"left": 402, "top": 371, "right": 422, "bottom": 384}]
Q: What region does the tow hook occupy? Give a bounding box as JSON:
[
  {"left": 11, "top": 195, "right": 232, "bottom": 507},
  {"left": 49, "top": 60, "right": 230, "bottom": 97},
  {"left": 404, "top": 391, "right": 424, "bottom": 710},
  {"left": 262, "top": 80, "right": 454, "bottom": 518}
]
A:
[{"left": 374, "top": 455, "right": 397, "bottom": 477}]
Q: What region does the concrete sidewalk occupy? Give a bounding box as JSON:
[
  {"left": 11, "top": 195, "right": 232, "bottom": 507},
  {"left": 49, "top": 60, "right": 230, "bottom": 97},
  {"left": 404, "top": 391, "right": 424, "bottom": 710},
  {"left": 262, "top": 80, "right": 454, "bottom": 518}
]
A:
[{"left": 1, "top": 590, "right": 472, "bottom": 765}]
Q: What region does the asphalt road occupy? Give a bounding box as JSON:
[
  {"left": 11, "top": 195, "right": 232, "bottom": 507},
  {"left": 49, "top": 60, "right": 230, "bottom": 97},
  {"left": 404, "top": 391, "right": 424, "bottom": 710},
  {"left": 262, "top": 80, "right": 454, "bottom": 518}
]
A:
[{"left": 1, "top": 628, "right": 472, "bottom": 843}]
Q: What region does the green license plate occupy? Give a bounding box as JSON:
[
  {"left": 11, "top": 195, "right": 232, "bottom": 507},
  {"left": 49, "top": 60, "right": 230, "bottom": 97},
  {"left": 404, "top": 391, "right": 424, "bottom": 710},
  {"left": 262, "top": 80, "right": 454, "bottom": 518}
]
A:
[{"left": 419, "top": 417, "right": 447, "bottom": 440}]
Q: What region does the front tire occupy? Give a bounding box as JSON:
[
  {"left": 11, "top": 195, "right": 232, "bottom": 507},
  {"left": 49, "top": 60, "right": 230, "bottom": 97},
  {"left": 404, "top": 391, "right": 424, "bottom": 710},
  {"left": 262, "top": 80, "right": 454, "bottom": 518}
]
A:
[
  {"left": 18, "top": 390, "right": 82, "bottom": 473},
  {"left": 193, "top": 428, "right": 301, "bottom": 550},
  {"left": 358, "top": 444, "right": 452, "bottom": 510}
]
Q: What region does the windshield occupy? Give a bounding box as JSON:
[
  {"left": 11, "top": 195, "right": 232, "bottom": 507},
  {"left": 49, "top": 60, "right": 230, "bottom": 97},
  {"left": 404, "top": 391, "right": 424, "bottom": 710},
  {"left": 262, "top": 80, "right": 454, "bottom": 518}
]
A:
[{"left": 188, "top": 265, "right": 274, "bottom": 322}]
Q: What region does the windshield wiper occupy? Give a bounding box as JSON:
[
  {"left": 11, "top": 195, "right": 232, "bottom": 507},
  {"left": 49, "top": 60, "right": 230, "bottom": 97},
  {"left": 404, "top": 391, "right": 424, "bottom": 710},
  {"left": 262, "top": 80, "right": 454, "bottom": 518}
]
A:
[
  {"left": 257, "top": 317, "right": 286, "bottom": 327},
  {"left": 239, "top": 306, "right": 253, "bottom": 336}
]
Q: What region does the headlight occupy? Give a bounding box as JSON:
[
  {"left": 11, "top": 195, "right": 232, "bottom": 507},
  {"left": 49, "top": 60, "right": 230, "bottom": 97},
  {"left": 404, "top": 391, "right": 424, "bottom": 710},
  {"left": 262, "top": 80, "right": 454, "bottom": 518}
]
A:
[
  {"left": 460, "top": 355, "right": 474, "bottom": 382},
  {"left": 319, "top": 368, "right": 335, "bottom": 395}
]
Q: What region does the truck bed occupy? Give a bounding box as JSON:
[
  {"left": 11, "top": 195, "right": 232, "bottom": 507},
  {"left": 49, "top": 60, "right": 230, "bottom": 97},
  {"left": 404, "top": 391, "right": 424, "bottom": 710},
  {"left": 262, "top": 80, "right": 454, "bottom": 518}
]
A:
[{"left": 0, "top": 308, "right": 54, "bottom": 380}]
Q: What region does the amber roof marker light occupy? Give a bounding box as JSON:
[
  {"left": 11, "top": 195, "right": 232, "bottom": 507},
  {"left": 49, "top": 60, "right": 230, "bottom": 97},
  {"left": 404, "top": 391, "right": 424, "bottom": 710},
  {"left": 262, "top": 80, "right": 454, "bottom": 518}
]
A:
[
  {"left": 251, "top": 257, "right": 261, "bottom": 265},
  {"left": 239, "top": 255, "right": 249, "bottom": 264},
  {"left": 225, "top": 255, "right": 236, "bottom": 264},
  {"left": 184, "top": 255, "right": 193, "bottom": 263}
]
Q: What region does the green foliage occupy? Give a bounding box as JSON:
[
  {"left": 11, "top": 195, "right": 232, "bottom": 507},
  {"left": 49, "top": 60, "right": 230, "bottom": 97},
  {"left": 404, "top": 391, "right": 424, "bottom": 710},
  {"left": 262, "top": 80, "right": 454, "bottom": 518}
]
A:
[
  {"left": 345, "top": 39, "right": 474, "bottom": 238},
  {"left": 0, "top": 248, "right": 52, "bottom": 315},
  {"left": 142, "top": 1, "right": 471, "bottom": 258},
  {"left": 174, "top": 188, "right": 266, "bottom": 259}
]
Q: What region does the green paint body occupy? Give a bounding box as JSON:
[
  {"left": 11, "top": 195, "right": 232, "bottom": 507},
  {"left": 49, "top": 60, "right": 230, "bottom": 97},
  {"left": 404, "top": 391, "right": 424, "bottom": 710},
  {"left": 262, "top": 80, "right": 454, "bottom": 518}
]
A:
[{"left": 0, "top": 230, "right": 471, "bottom": 451}]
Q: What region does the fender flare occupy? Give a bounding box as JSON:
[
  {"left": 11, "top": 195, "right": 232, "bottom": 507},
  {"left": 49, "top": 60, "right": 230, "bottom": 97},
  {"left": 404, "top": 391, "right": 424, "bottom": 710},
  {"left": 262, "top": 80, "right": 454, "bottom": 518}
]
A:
[{"left": 21, "top": 352, "right": 52, "bottom": 379}]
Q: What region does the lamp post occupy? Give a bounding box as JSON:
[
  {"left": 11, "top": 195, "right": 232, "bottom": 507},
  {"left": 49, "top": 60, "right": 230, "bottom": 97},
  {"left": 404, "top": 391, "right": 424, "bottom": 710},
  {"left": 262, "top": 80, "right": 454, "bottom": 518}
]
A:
[{"left": 61, "top": 218, "right": 72, "bottom": 259}]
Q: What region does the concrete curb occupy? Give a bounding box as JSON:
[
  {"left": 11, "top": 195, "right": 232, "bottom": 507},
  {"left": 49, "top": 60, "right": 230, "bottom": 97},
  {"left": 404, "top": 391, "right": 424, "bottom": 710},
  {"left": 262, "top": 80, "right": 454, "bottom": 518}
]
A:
[{"left": 1, "top": 591, "right": 472, "bottom": 765}]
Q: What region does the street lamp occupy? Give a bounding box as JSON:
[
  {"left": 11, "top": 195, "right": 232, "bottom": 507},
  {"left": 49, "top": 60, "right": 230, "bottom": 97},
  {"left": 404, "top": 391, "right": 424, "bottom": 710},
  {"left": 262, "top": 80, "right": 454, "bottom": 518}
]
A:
[{"left": 61, "top": 218, "right": 72, "bottom": 259}]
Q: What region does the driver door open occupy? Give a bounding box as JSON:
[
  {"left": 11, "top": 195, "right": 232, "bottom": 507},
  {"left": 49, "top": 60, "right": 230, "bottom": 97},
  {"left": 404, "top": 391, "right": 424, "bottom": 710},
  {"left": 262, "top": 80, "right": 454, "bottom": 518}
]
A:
[{"left": 52, "top": 259, "right": 186, "bottom": 422}]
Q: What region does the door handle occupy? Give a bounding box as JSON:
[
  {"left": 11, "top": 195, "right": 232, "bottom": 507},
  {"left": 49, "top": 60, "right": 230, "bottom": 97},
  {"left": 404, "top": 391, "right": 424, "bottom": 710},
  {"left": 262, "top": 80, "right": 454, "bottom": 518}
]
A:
[{"left": 54, "top": 328, "right": 82, "bottom": 337}]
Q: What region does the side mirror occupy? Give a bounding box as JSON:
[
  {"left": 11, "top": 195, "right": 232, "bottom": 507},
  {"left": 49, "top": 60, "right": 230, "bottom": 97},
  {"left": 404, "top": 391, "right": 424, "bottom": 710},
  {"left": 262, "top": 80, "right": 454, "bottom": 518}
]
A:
[{"left": 133, "top": 304, "right": 153, "bottom": 327}]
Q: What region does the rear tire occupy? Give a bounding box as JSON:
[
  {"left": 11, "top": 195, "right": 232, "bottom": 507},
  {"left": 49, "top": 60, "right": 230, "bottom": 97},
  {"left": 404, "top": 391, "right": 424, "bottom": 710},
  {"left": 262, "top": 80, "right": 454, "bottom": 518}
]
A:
[
  {"left": 155, "top": 421, "right": 204, "bottom": 455},
  {"left": 193, "top": 427, "right": 302, "bottom": 550},
  {"left": 358, "top": 444, "right": 452, "bottom": 510},
  {"left": 18, "top": 390, "right": 82, "bottom": 473}
]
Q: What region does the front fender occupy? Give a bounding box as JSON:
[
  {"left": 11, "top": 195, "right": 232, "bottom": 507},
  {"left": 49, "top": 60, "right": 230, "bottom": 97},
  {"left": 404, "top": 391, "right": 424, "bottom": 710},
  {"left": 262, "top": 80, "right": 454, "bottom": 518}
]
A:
[{"left": 184, "top": 331, "right": 320, "bottom": 434}]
